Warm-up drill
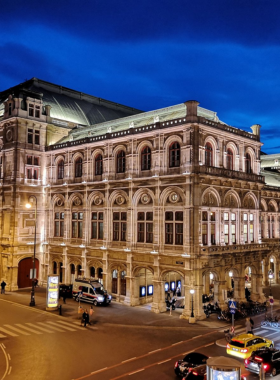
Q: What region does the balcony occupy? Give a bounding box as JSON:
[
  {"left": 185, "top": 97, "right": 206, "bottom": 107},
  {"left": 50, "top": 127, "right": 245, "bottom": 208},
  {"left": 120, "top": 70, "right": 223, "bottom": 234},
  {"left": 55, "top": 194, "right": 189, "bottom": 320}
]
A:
[
  {"left": 196, "top": 166, "right": 265, "bottom": 183},
  {"left": 200, "top": 242, "right": 270, "bottom": 256}
]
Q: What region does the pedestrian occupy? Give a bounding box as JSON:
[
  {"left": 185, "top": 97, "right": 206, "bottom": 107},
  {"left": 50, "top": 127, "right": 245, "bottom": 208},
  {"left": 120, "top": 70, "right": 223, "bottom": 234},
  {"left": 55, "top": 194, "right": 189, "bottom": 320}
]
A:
[
  {"left": 62, "top": 288, "right": 67, "bottom": 304},
  {"left": 89, "top": 306, "right": 94, "bottom": 325},
  {"left": 78, "top": 306, "right": 84, "bottom": 324},
  {"left": 1, "top": 280, "right": 6, "bottom": 294},
  {"left": 82, "top": 309, "right": 89, "bottom": 327},
  {"left": 245, "top": 317, "right": 253, "bottom": 334}
]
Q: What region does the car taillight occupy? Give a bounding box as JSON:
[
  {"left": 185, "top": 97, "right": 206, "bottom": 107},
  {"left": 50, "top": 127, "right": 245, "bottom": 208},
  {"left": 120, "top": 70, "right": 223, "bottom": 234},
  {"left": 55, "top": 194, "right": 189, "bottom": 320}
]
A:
[
  {"left": 226, "top": 344, "right": 230, "bottom": 349},
  {"left": 255, "top": 356, "right": 263, "bottom": 362},
  {"left": 241, "top": 349, "right": 248, "bottom": 353},
  {"left": 263, "top": 364, "right": 269, "bottom": 370},
  {"left": 245, "top": 359, "right": 248, "bottom": 364},
  {"left": 192, "top": 372, "right": 198, "bottom": 376},
  {"left": 175, "top": 362, "right": 178, "bottom": 367}
]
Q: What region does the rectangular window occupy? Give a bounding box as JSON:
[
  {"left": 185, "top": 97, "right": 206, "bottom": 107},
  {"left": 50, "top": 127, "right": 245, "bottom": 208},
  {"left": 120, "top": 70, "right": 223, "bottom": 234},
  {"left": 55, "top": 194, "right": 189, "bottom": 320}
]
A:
[
  {"left": 231, "top": 213, "right": 236, "bottom": 221},
  {"left": 224, "top": 224, "right": 229, "bottom": 244},
  {"left": 72, "top": 212, "right": 83, "bottom": 238},
  {"left": 210, "top": 212, "right": 215, "bottom": 221},
  {"left": 165, "top": 211, "right": 183, "bottom": 245},
  {"left": 35, "top": 130, "right": 40, "bottom": 145},
  {"left": 27, "top": 129, "right": 40, "bottom": 145},
  {"left": 34, "top": 157, "right": 39, "bottom": 166},
  {"left": 231, "top": 224, "right": 236, "bottom": 244},
  {"left": 27, "top": 156, "right": 32, "bottom": 165},
  {"left": 244, "top": 224, "right": 248, "bottom": 243},
  {"left": 250, "top": 224, "right": 254, "bottom": 242},
  {"left": 202, "top": 211, "right": 208, "bottom": 221},
  {"left": 29, "top": 104, "right": 34, "bottom": 117},
  {"left": 249, "top": 214, "right": 254, "bottom": 221},
  {"left": 33, "top": 169, "right": 38, "bottom": 180},
  {"left": 211, "top": 224, "right": 216, "bottom": 245},
  {"left": 35, "top": 106, "right": 40, "bottom": 118},
  {"left": 202, "top": 224, "right": 207, "bottom": 245},
  {"left": 224, "top": 212, "right": 229, "bottom": 221},
  {"left": 113, "top": 212, "right": 126, "bottom": 241},
  {"left": 91, "top": 212, "right": 103, "bottom": 240},
  {"left": 28, "top": 129, "right": 33, "bottom": 144},
  {"left": 54, "top": 212, "right": 64, "bottom": 237},
  {"left": 27, "top": 168, "right": 32, "bottom": 179},
  {"left": 137, "top": 212, "right": 153, "bottom": 243},
  {"left": 243, "top": 213, "right": 248, "bottom": 221}
]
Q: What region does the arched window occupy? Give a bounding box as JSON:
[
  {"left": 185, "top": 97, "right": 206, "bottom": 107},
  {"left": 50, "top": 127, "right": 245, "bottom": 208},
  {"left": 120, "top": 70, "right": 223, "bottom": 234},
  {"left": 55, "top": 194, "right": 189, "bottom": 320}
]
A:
[
  {"left": 77, "top": 265, "right": 82, "bottom": 276},
  {"left": 205, "top": 143, "right": 213, "bottom": 166},
  {"left": 95, "top": 154, "right": 103, "bottom": 175},
  {"left": 116, "top": 150, "right": 125, "bottom": 173},
  {"left": 75, "top": 157, "right": 83, "bottom": 177},
  {"left": 57, "top": 160, "right": 64, "bottom": 179},
  {"left": 169, "top": 142, "right": 180, "bottom": 168},
  {"left": 245, "top": 153, "right": 251, "bottom": 174},
  {"left": 226, "top": 149, "right": 233, "bottom": 170},
  {"left": 141, "top": 146, "right": 151, "bottom": 171}
]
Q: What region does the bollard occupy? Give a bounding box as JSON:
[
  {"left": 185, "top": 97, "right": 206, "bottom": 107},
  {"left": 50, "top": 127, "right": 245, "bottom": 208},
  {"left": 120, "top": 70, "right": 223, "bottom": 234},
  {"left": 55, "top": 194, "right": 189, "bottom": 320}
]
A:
[{"left": 59, "top": 305, "right": 62, "bottom": 315}]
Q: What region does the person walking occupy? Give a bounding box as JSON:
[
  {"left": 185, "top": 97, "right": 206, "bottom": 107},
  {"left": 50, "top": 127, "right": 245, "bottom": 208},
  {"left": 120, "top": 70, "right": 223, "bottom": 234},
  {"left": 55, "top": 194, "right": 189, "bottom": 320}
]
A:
[
  {"left": 1, "top": 280, "right": 6, "bottom": 294},
  {"left": 82, "top": 309, "right": 89, "bottom": 327},
  {"left": 89, "top": 306, "right": 94, "bottom": 325},
  {"left": 245, "top": 317, "right": 253, "bottom": 334},
  {"left": 62, "top": 288, "right": 67, "bottom": 304}
]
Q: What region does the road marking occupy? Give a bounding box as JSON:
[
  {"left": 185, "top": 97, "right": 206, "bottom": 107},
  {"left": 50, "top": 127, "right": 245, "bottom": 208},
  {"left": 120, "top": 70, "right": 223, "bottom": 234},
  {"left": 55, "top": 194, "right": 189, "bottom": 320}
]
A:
[
  {"left": 0, "top": 333, "right": 6, "bottom": 338},
  {"left": 122, "top": 357, "right": 136, "bottom": 363},
  {"left": 91, "top": 368, "right": 108, "bottom": 374},
  {"left": 129, "top": 369, "right": 144, "bottom": 375},
  {"left": 0, "top": 327, "right": 18, "bottom": 337},
  {"left": 7, "top": 354, "right": 10, "bottom": 361},
  {"left": 0, "top": 343, "right": 9, "bottom": 380},
  {"left": 158, "top": 359, "right": 171, "bottom": 364},
  {"left": 56, "top": 320, "right": 85, "bottom": 330},
  {"left": 195, "top": 335, "right": 202, "bottom": 338},
  {"left": 204, "top": 343, "right": 213, "bottom": 347},
  {"left": 15, "top": 324, "right": 42, "bottom": 335},
  {"left": 25, "top": 323, "right": 54, "bottom": 333},
  {"left": 3, "top": 325, "right": 30, "bottom": 336},
  {"left": 172, "top": 341, "right": 183, "bottom": 346},
  {"left": 264, "top": 332, "right": 279, "bottom": 338},
  {"left": 255, "top": 329, "right": 268, "bottom": 335},
  {"left": 37, "top": 322, "right": 66, "bottom": 332},
  {"left": 46, "top": 321, "right": 76, "bottom": 332},
  {"left": 148, "top": 349, "right": 161, "bottom": 354},
  {"left": 8, "top": 367, "right": 11, "bottom": 376}
]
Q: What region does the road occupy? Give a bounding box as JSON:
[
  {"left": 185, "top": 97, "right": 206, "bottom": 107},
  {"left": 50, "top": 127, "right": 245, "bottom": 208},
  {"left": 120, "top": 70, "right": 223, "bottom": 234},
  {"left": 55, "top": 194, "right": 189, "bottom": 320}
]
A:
[{"left": 1, "top": 291, "right": 280, "bottom": 380}]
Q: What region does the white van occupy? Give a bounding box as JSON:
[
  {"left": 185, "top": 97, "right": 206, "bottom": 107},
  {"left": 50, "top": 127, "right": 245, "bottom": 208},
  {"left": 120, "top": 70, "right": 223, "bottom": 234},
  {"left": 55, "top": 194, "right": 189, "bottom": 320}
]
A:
[{"left": 72, "top": 278, "right": 112, "bottom": 306}]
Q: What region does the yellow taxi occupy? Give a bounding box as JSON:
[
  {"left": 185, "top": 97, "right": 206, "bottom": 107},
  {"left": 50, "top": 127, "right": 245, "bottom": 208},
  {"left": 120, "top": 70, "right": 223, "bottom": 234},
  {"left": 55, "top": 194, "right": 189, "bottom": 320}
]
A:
[{"left": 226, "top": 334, "right": 274, "bottom": 359}]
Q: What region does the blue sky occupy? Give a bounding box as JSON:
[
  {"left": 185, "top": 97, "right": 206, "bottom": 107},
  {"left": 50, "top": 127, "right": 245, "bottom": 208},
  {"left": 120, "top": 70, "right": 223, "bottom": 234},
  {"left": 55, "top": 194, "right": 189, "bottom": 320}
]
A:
[{"left": 1, "top": 0, "right": 280, "bottom": 153}]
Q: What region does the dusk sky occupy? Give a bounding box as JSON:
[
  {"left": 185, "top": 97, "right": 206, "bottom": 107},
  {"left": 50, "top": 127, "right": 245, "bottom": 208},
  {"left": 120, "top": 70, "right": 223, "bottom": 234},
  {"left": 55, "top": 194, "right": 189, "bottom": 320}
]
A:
[{"left": 1, "top": 0, "right": 279, "bottom": 153}]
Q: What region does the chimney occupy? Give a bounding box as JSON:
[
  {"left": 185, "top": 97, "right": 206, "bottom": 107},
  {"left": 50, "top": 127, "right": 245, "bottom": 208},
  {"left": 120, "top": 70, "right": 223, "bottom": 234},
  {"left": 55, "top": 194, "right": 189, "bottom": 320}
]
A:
[
  {"left": 250, "top": 124, "right": 261, "bottom": 141},
  {"left": 184, "top": 100, "right": 200, "bottom": 122},
  {"left": 45, "top": 105, "right": 52, "bottom": 117}
]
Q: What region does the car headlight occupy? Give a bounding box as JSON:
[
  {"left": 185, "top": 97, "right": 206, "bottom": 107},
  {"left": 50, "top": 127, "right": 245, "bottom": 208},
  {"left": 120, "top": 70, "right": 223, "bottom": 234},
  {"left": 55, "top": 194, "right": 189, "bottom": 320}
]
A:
[
  {"left": 108, "top": 295, "right": 112, "bottom": 300},
  {"left": 98, "top": 296, "right": 104, "bottom": 302}
]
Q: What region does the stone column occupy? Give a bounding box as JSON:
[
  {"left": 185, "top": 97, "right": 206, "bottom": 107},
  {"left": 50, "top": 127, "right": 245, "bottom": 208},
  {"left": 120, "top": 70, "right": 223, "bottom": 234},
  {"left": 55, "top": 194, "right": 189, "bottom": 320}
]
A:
[
  {"left": 151, "top": 280, "right": 166, "bottom": 313},
  {"left": 233, "top": 276, "right": 246, "bottom": 302},
  {"left": 213, "top": 280, "right": 227, "bottom": 309},
  {"left": 180, "top": 284, "right": 191, "bottom": 320},
  {"left": 263, "top": 260, "right": 269, "bottom": 286}
]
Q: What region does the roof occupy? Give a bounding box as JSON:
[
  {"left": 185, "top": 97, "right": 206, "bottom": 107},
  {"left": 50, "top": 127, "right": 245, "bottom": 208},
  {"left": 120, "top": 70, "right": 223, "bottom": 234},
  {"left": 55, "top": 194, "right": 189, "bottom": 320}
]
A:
[{"left": 0, "top": 78, "right": 142, "bottom": 126}]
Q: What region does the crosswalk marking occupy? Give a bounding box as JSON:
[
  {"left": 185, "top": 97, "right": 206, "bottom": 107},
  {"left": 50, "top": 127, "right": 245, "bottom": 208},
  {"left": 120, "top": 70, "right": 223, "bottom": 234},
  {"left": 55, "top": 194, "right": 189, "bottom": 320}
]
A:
[
  {"left": 272, "top": 336, "right": 280, "bottom": 342},
  {"left": 25, "top": 323, "right": 54, "bottom": 334},
  {"left": 254, "top": 329, "right": 268, "bottom": 335},
  {"left": 57, "top": 320, "right": 85, "bottom": 331},
  {"left": 46, "top": 321, "right": 76, "bottom": 332},
  {"left": 4, "top": 325, "right": 30, "bottom": 336},
  {"left": 15, "top": 324, "right": 42, "bottom": 334},
  {"left": 0, "top": 327, "right": 18, "bottom": 337},
  {"left": 0, "top": 332, "right": 6, "bottom": 338},
  {"left": 37, "top": 322, "right": 66, "bottom": 332}
]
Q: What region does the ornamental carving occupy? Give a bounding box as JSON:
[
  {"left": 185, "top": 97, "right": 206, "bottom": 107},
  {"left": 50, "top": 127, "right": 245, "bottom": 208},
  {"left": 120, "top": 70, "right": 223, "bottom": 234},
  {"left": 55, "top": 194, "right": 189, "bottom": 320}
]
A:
[
  {"left": 116, "top": 195, "right": 125, "bottom": 205},
  {"left": 141, "top": 194, "right": 150, "bottom": 205},
  {"left": 93, "top": 195, "right": 103, "bottom": 206},
  {"left": 56, "top": 198, "right": 64, "bottom": 207},
  {"left": 169, "top": 192, "right": 179, "bottom": 203},
  {"left": 0, "top": 139, "right": 3, "bottom": 150},
  {"left": 74, "top": 197, "right": 82, "bottom": 206},
  {"left": 6, "top": 128, "right": 13, "bottom": 142}
]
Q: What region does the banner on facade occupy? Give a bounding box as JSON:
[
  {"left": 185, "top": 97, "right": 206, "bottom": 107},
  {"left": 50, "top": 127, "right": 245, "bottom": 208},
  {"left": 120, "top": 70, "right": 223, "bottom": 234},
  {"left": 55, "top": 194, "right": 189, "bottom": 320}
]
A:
[{"left": 46, "top": 275, "right": 59, "bottom": 310}]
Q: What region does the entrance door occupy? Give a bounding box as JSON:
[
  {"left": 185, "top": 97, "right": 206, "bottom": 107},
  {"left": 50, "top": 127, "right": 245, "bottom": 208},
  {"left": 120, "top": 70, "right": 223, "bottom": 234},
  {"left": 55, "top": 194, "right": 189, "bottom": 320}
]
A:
[{"left": 18, "top": 258, "right": 39, "bottom": 288}]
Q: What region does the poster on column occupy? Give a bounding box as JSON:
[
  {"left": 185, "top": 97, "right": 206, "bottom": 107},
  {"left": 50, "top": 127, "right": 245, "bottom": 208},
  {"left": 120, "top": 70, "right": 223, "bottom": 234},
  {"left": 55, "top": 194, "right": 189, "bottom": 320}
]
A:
[{"left": 46, "top": 275, "right": 59, "bottom": 310}]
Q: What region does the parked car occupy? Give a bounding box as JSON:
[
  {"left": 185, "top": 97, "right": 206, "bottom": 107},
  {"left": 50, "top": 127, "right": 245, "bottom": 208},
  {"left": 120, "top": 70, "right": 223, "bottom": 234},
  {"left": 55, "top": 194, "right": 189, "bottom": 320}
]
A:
[
  {"left": 174, "top": 352, "right": 208, "bottom": 377},
  {"left": 59, "top": 284, "right": 73, "bottom": 299},
  {"left": 227, "top": 334, "right": 273, "bottom": 359},
  {"left": 183, "top": 364, "right": 206, "bottom": 380},
  {"left": 245, "top": 348, "right": 280, "bottom": 376}
]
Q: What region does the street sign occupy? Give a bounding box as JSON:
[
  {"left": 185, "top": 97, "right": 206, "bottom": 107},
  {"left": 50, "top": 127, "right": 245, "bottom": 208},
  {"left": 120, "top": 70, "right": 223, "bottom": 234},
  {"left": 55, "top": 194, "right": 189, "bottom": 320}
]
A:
[
  {"left": 229, "top": 301, "right": 236, "bottom": 309},
  {"left": 230, "top": 309, "right": 236, "bottom": 314},
  {"left": 270, "top": 298, "right": 274, "bottom": 304}
]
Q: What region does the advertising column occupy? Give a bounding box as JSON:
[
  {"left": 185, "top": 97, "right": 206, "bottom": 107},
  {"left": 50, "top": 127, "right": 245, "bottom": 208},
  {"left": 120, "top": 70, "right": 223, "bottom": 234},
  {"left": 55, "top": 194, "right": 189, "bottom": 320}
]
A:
[{"left": 46, "top": 275, "right": 59, "bottom": 311}]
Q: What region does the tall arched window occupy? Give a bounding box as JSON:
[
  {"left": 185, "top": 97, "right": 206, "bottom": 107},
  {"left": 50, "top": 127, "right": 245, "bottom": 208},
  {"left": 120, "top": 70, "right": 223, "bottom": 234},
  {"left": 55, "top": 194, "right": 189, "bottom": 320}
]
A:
[
  {"left": 169, "top": 142, "right": 180, "bottom": 168},
  {"left": 57, "top": 160, "right": 64, "bottom": 179},
  {"left": 205, "top": 143, "right": 213, "bottom": 166},
  {"left": 75, "top": 157, "right": 83, "bottom": 177},
  {"left": 117, "top": 150, "right": 126, "bottom": 173},
  {"left": 245, "top": 153, "right": 251, "bottom": 174},
  {"left": 95, "top": 154, "right": 103, "bottom": 175},
  {"left": 226, "top": 148, "right": 233, "bottom": 170},
  {"left": 141, "top": 146, "right": 151, "bottom": 171}
]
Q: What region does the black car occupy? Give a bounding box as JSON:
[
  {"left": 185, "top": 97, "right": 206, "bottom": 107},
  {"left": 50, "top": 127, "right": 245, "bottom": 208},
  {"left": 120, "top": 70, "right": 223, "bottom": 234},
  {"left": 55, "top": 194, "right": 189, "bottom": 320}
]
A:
[
  {"left": 183, "top": 364, "right": 206, "bottom": 380},
  {"left": 59, "top": 284, "right": 73, "bottom": 299},
  {"left": 174, "top": 352, "right": 208, "bottom": 377},
  {"left": 245, "top": 348, "right": 280, "bottom": 376}
]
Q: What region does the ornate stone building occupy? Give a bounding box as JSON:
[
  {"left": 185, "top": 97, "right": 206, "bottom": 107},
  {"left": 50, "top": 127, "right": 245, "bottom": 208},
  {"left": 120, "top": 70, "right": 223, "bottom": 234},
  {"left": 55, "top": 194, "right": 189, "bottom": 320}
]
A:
[{"left": 0, "top": 77, "right": 279, "bottom": 319}]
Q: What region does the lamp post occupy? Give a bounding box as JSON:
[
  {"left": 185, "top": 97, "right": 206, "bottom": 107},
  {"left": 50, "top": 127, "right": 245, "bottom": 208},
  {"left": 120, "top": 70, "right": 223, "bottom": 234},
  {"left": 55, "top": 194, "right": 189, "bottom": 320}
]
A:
[
  {"left": 26, "top": 195, "right": 37, "bottom": 307},
  {"left": 190, "top": 289, "right": 195, "bottom": 318},
  {"left": 269, "top": 273, "right": 273, "bottom": 297}
]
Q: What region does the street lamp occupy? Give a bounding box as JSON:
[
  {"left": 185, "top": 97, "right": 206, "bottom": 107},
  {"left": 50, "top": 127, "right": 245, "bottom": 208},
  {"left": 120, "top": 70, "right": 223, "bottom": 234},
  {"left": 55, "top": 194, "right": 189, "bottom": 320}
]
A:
[
  {"left": 190, "top": 289, "right": 195, "bottom": 317},
  {"left": 269, "top": 273, "right": 273, "bottom": 297},
  {"left": 26, "top": 195, "right": 37, "bottom": 307}
]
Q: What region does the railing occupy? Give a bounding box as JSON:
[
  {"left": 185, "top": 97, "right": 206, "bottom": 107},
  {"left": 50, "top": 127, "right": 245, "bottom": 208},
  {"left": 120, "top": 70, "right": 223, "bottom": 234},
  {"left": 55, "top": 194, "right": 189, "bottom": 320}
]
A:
[
  {"left": 200, "top": 242, "right": 270, "bottom": 255},
  {"left": 197, "top": 166, "right": 265, "bottom": 183}
]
